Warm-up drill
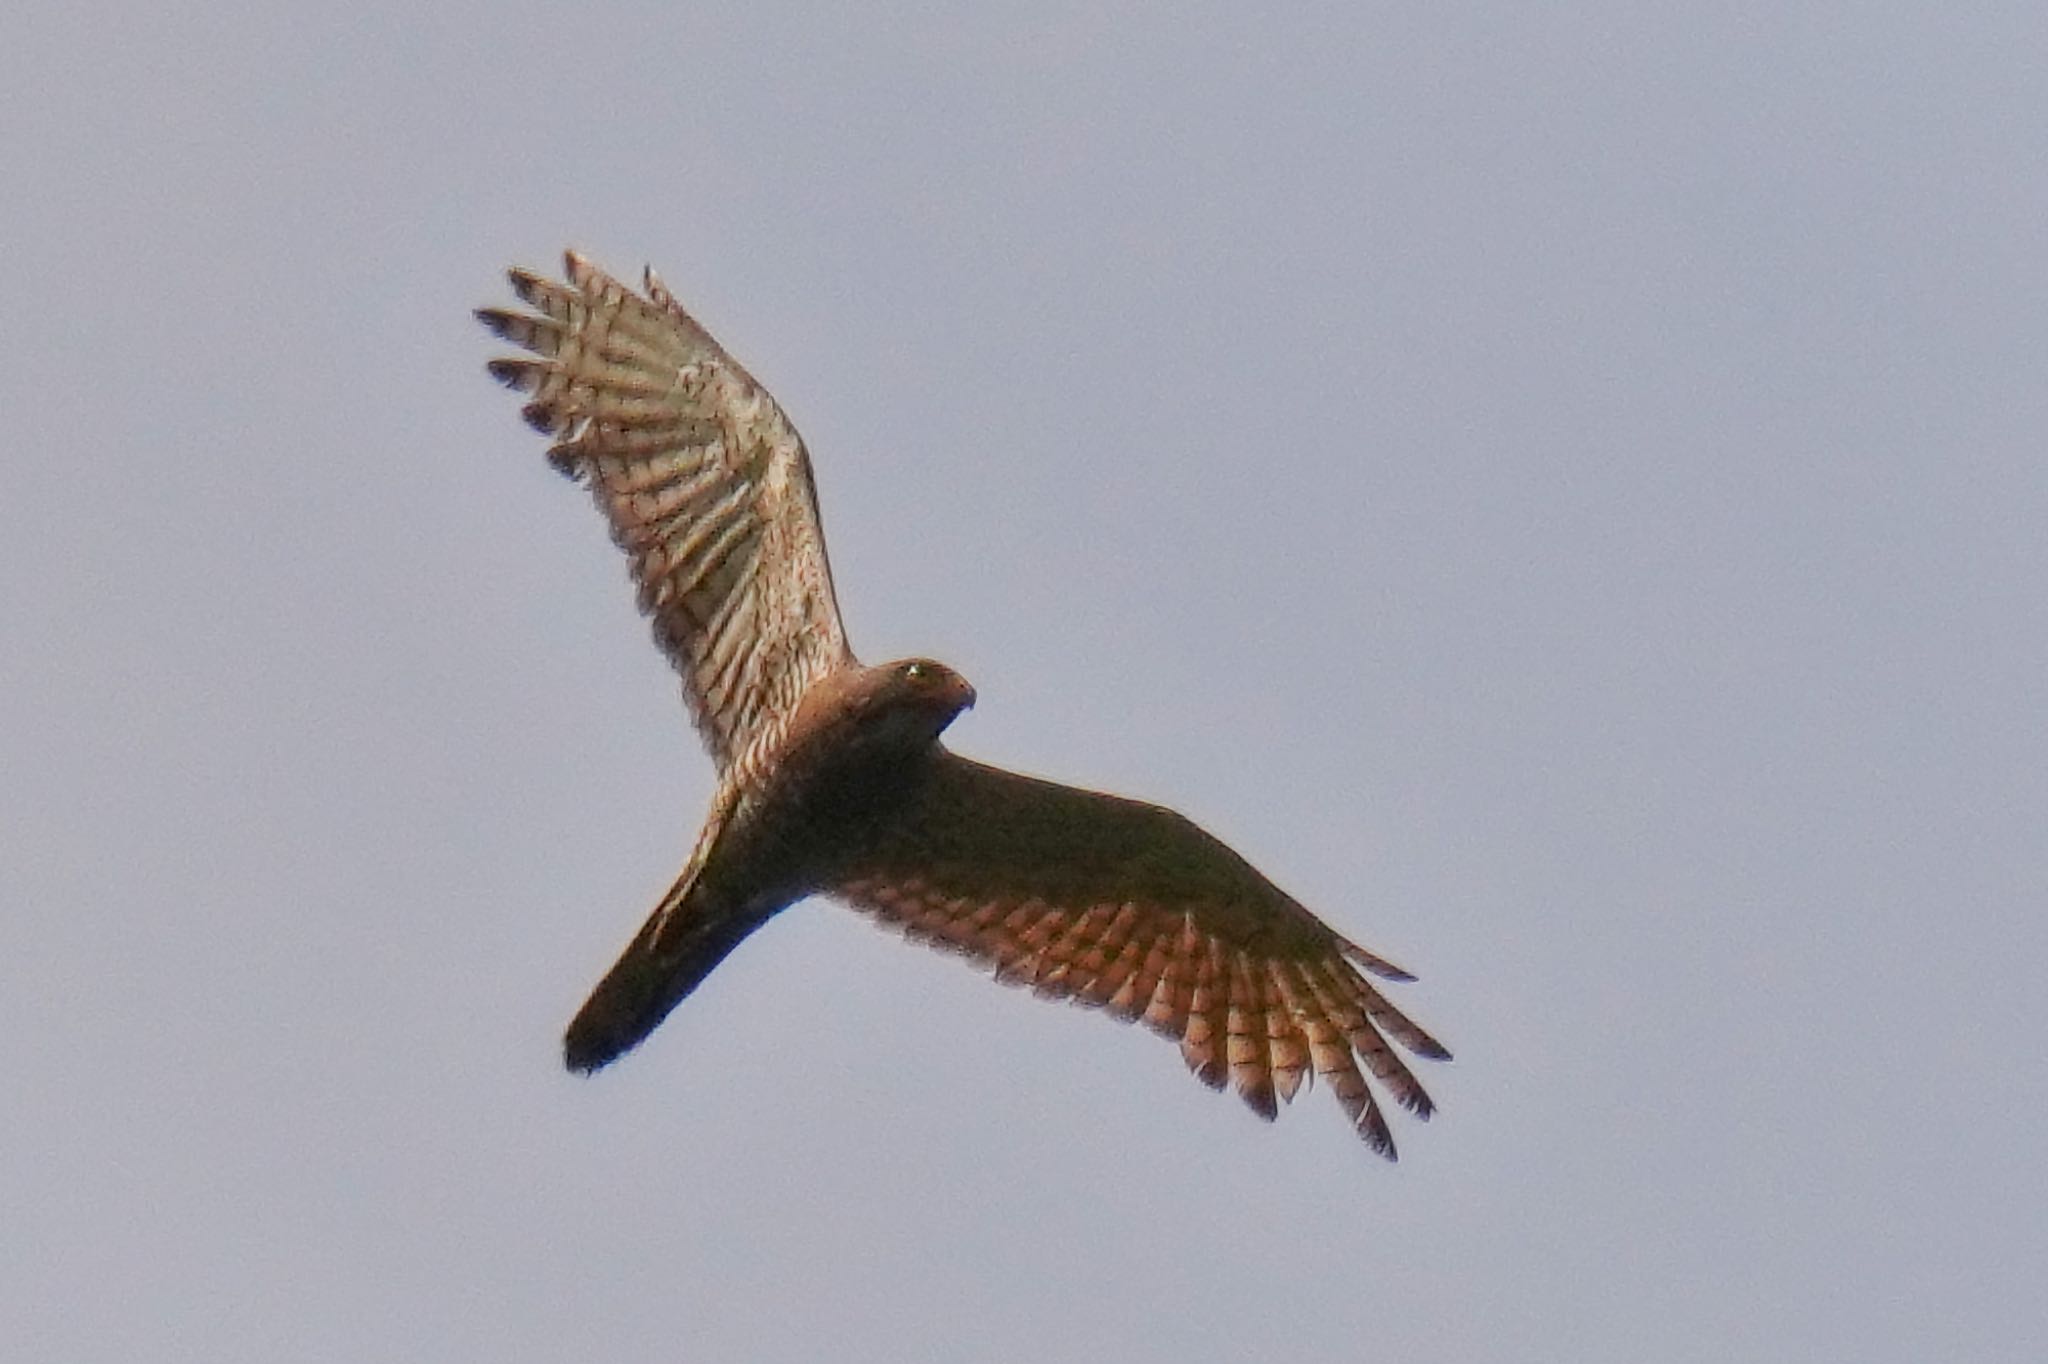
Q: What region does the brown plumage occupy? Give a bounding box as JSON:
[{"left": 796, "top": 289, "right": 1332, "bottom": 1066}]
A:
[{"left": 479, "top": 250, "right": 1449, "bottom": 1157}]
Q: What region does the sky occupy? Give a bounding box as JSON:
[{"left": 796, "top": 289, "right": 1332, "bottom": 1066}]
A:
[{"left": 4, "top": 3, "right": 2045, "bottom": 1360}]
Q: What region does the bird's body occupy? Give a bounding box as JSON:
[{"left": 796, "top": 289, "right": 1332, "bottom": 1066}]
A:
[
  {"left": 480, "top": 251, "right": 1449, "bottom": 1156},
  {"left": 562, "top": 660, "right": 976, "bottom": 1071}
]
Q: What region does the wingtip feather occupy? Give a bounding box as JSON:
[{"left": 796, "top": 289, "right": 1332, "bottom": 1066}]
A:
[
  {"left": 1356, "top": 1102, "right": 1399, "bottom": 1159},
  {"left": 1409, "top": 1035, "right": 1454, "bottom": 1063},
  {"left": 565, "top": 247, "right": 604, "bottom": 293},
  {"left": 484, "top": 356, "right": 543, "bottom": 392},
  {"left": 505, "top": 264, "right": 570, "bottom": 317},
  {"left": 1341, "top": 940, "right": 1418, "bottom": 983},
  {"left": 1239, "top": 1080, "right": 1279, "bottom": 1122},
  {"left": 644, "top": 263, "right": 673, "bottom": 308}
]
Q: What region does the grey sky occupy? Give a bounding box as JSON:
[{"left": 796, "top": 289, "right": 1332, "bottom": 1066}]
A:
[{"left": 5, "top": 3, "right": 2044, "bottom": 1360}]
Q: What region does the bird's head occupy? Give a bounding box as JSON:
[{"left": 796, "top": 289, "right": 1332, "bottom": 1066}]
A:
[
  {"left": 871, "top": 658, "right": 977, "bottom": 741},
  {"left": 784, "top": 658, "right": 976, "bottom": 766},
  {"left": 817, "top": 657, "right": 977, "bottom": 766}
]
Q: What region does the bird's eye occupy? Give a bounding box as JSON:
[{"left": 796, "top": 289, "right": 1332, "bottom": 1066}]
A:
[{"left": 903, "top": 662, "right": 927, "bottom": 681}]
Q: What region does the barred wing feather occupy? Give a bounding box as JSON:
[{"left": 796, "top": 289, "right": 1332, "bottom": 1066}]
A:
[
  {"left": 479, "top": 251, "right": 853, "bottom": 769},
  {"left": 833, "top": 753, "right": 1450, "bottom": 1158}
]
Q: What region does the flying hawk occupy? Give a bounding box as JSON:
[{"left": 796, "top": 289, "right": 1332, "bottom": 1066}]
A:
[{"left": 478, "top": 251, "right": 1449, "bottom": 1156}]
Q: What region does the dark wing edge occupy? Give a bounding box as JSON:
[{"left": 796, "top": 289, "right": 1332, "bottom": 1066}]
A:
[
  {"left": 828, "top": 753, "right": 1450, "bottom": 1159},
  {"left": 478, "top": 250, "right": 853, "bottom": 767}
]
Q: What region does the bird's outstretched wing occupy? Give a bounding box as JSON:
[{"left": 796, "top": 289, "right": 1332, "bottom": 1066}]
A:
[
  {"left": 830, "top": 753, "right": 1450, "bottom": 1157},
  {"left": 479, "top": 251, "right": 853, "bottom": 769}
]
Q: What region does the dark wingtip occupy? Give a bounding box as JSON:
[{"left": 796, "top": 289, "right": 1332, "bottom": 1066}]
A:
[
  {"left": 505, "top": 265, "right": 553, "bottom": 309},
  {"left": 474, "top": 306, "right": 531, "bottom": 345},
  {"left": 1359, "top": 1111, "right": 1399, "bottom": 1161},
  {"left": 1338, "top": 938, "right": 1418, "bottom": 983},
  {"left": 484, "top": 356, "right": 538, "bottom": 391}
]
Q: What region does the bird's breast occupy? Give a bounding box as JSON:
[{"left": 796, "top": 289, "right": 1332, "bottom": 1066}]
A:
[{"left": 728, "top": 731, "right": 938, "bottom": 894}]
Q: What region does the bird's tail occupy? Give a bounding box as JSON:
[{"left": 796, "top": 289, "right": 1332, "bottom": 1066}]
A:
[{"left": 562, "top": 867, "right": 784, "bottom": 1074}]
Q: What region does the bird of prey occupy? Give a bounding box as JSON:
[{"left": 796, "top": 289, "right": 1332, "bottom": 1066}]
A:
[{"left": 478, "top": 251, "right": 1449, "bottom": 1156}]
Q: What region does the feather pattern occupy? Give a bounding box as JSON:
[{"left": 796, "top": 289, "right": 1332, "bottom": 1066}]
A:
[
  {"left": 478, "top": 251, "right": 851, "bottom": 771},
  {"left": 834, "top": 752, "right": 1450, "bottom": 1158}
]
